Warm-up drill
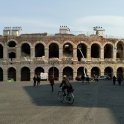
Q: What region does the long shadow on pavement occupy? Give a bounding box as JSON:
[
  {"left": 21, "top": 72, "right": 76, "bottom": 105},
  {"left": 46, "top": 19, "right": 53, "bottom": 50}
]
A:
[{"left": 23, "top": 80, "right": 124, "bottom": 123}]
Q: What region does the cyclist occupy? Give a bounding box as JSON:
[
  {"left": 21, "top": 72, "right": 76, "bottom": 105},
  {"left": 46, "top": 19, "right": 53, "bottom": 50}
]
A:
[{"left": 60, "top": 75, "right": 73, "bottom": 96}]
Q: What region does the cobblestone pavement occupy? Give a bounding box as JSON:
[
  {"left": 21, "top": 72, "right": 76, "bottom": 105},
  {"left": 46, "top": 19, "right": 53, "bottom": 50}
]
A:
[{"left": 0, "top": 80, "right": 124, "bottom": 124}]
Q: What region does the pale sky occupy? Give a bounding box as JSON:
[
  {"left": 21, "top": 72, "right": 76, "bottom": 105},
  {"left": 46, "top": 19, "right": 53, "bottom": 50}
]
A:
[{"left": 0, "top": 0, "right": 124, "bottom": 38}]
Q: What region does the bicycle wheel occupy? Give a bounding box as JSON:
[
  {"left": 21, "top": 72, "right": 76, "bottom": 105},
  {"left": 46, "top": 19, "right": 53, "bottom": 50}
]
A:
[
  {"left": 65, "top": 93, "right": 74, "bottom": 104},
  {"left": 57, "top": 91, "right": 64, "bottom": 102}
]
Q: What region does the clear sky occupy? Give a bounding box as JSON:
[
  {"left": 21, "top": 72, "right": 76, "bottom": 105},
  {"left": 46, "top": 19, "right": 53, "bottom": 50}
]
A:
[{"left": 0, "top": 0, "right": 124, "bottom": 38}]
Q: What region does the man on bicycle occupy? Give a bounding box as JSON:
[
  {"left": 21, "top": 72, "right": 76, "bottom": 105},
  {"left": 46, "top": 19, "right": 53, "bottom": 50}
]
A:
[{"left": 60, "top": 75, "right": 73, "bottom": 96}]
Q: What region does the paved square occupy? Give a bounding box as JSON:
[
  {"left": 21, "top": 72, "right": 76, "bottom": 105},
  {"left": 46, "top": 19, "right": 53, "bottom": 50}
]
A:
[{"left": 0, "top": 80, "right": 124, "bottom": 124}]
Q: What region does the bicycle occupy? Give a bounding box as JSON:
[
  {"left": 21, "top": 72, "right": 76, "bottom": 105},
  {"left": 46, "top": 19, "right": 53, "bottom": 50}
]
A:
[{"left": 57, "top": 88, "right": 74, "bottom": 104}]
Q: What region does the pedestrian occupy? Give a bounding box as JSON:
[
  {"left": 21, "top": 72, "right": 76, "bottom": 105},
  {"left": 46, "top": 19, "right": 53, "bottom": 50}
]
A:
[
  {"left": 112, "top": 76, "right": 116, "bottom": 85},
  {"left": 117, "top": 75, "right": 122, "bottom": 86},
  {"left": 37, "top": 74, "right": 41, "bottom": 86},
  {"left": 49, "top": 75, "right": 54, "bottom": 92},
  {"left": 33, "top": 74, "right": 37, "bottom": 87}
]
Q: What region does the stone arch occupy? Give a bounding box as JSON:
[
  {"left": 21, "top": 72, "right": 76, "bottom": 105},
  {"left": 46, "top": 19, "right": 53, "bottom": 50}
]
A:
[
  {"left": 63, "top": 41, "right": 73, "bottom": 57},
  {"left": 63, "top": 66, "right": 73, "bottom": 80},
  {"left": 21, "top": 43, "right": 31, "bottom": 57},
  {"left": 0, "top": 44, "right": 3, "bottom": 58},
  {"left": 116, "top": 41, "right": 124, "bottom": 59},
  {"left": 35, "top": 43, "right": 45, "bottom": 57},
  {"left": 104, "top": 67, "right": 113, "bottom": 78},
  {"left": 49, "top": 43, "right": 59, "bottom": 58},
  {"left": 77, "top": 67, "right": 87, "bottom": 76},
  {"left": 21, "top": 67, "right": 30, "bottom": 81},
  {"left": 0, "top": 67, "right": 3, "bottom": 81},
  {"left": 8, "top": 67, "right": 16, "bottom": 81},
  {"left": 104, "top": 44, "right": 113, "bottom": 58},
  {"left": 33, "top": 41, "right": 46, "bottom": 47},
  {"left": 91, "top": 43, "right": 101, "bottom": 58},
  {"left": 117, "top": 67, "right": 124, "bottom": 78},
  {"left": 91, "top": 67, "right": 101, "bottom": 77},
  {"left": 7, "top": 40, "right": 17, "bottom": 47},
  {"left": 48, "top": 67, "right": 59, "bottom": 80},
  {"left": 47, "top": 40, "right": 60, "bottom": 47},
  {"left": 19, "top": 41, "right": 32, "bottom": 47},
  {"left": 35, "top": 67, "right": 44, "bottom": 75},
  {"left": 77, "top": 43, "right": 87, "bottom": 61},
  {"left": 8, "top": 52, "right": 16, "bottom": 58}
]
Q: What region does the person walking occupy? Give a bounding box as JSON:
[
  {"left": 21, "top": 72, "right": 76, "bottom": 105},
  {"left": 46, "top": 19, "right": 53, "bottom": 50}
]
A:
[
  {"left": 49, "top": 75, "right": 55, "bottom": 92},
  {"left": 33, "top": 74, "right": 37, "bottom": 87},
  {"left": 117, "top": 75, "right": 122, "bottom": 86},
  {"left": 37, "top": 74, "right": 41, "bottom": 86},
  {"left": 112, "top": 76, "right": 116, "bottom": 85}
]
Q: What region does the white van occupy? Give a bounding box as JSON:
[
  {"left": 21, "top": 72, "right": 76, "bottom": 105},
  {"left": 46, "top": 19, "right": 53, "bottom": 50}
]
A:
[{"left": 40, "top": 73, "right": 48, "bottom": 81}]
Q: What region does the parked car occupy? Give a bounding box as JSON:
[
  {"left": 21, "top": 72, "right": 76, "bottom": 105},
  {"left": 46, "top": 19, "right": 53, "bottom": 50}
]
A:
[{"left": 98, "top": 75, "right": 111, "bottom": 80}]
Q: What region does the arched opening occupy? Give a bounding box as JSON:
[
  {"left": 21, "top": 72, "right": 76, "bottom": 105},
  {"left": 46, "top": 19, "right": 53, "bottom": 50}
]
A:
[
  {"left": 21, "top": 43, "right": 31, "bottom": 57},
  {"left": 0, "top": 44, "right": 3, "bottom": 58},
  {"left": 91, "top": 44, "right": 100, "bottom": 58},
  {"left": 35, "top": 43, "right": 45, "bottom": 57},
  {"left": 104, "top": 67, "right": 113, "bottom": 78},
  {"left": 8, "top": 67, "right": 16, "bottom": 81},
  {"left": 8, "top": 41, "right": 16, "bottom": 47},
  {"left": 77, "top": 67, "right": 87, "bottom": 77},
  {"left": 117, "top": 67, "right": 124, "bottom": 79},
  {"left": 49, "top": 43, "right": 59, "bottom": 58},
  {"left": 21, "top": 67, "right": 30, "bottom": 81},
  {"left": 91, "top": 67, "right": 100, "bottom": 77},
  {"left": 116, "top": 42, "right": 124, "bottom": 59},
  {"left": 77, "top": 43, "right": 87, "bottom": 61},
  {"left": 35, "top": 67, "right": 44, "bottom": 75},
  {"left": 48, "top": 67, "right": 59, "bottom": 80},
  {"left": 8, "top": 52, "right": 16, "bottom": 59},
  {"left": 0, "top": 68, "right": 3, "bottom": 81},
  {"left": 104, "top": 44, "right": 113, "bottom": 58},
  {"left": 63, "top": 43, "right": 73, "bottom": 57},
  {"left": 63, "top": 67, "right": 73, "bottom": 80}
]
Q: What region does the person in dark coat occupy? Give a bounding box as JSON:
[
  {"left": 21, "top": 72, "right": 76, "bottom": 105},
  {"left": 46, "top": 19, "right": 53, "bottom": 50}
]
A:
[
  {"left": 49, "top": 75, "right": 54, "bottom": 92},
  {"left": 112, "top": 76, "right": 116, "bottom": 85},
  {"left": 33, "top": 74, "right": 37, "bottom": 87},
  {"left": 117, "top": 75, "right": 122, "bottom": 86},
  {"left": 60, "top": 75, "right": 73, "bottom": 95},
  {"left": 37, "top": 74, "right": 41, "bottom": 86}
]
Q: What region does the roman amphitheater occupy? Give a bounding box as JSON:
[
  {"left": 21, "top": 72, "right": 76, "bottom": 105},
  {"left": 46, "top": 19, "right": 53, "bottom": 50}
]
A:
[{"left": 0, "top": 26, "right": 123, "bottom": 82}]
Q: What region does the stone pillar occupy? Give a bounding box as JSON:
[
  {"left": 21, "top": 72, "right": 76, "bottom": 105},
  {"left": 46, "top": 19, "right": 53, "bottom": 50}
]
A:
[
  {"left": 3, "top": 44, "right": 7, "bottom": 61},
  {"left": 59, "top": 48, "right": 63, "bottom": 60},
  {"left": 31, "top": 47, "right": 35, "bottom": 60},
  {"left": 101, "top": 48, "right": 104, "bottom": 61},
  {"left": 59, "top": 71, "right": 63, "bottom": 81},
  {"left": 73, "top": 48, "right": 77, "bottom": 60},
  {"left": 3, "top": 68, "right": 7, "bottom": 82},
  {"left": 45, "top": 47, "right": 48, "bottom": 60},
  {"left": 87, "top": 48, "right": 91, "bottom": 61},
  {"left": 73, "top": 48, "right": 77, "bottom": 64},
  {"left": 113, "top": 47, "right": 117, "bottom": 61},
  {"left": 30, "top": 68, "right": 34, "bottom": 82},
  {"left": 87, "top": 66, "right": 91, "bottom": 77},
  {"left": 100, "top": 66, "right": 104, "bottom": 76},
  {"left": 16, "top": 66, "right": 21, "bottom": 82},
  {"left": 73, "top": 69, "right": 77, "bottom": 81},
  {"left": 16, "top": 46, "right": 21, "bottom": 62}
]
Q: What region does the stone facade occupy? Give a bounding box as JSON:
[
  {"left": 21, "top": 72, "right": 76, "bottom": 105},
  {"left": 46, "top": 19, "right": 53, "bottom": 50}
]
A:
[{"left": 0, "top": 29, "right": 124, "bottom": 82}]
